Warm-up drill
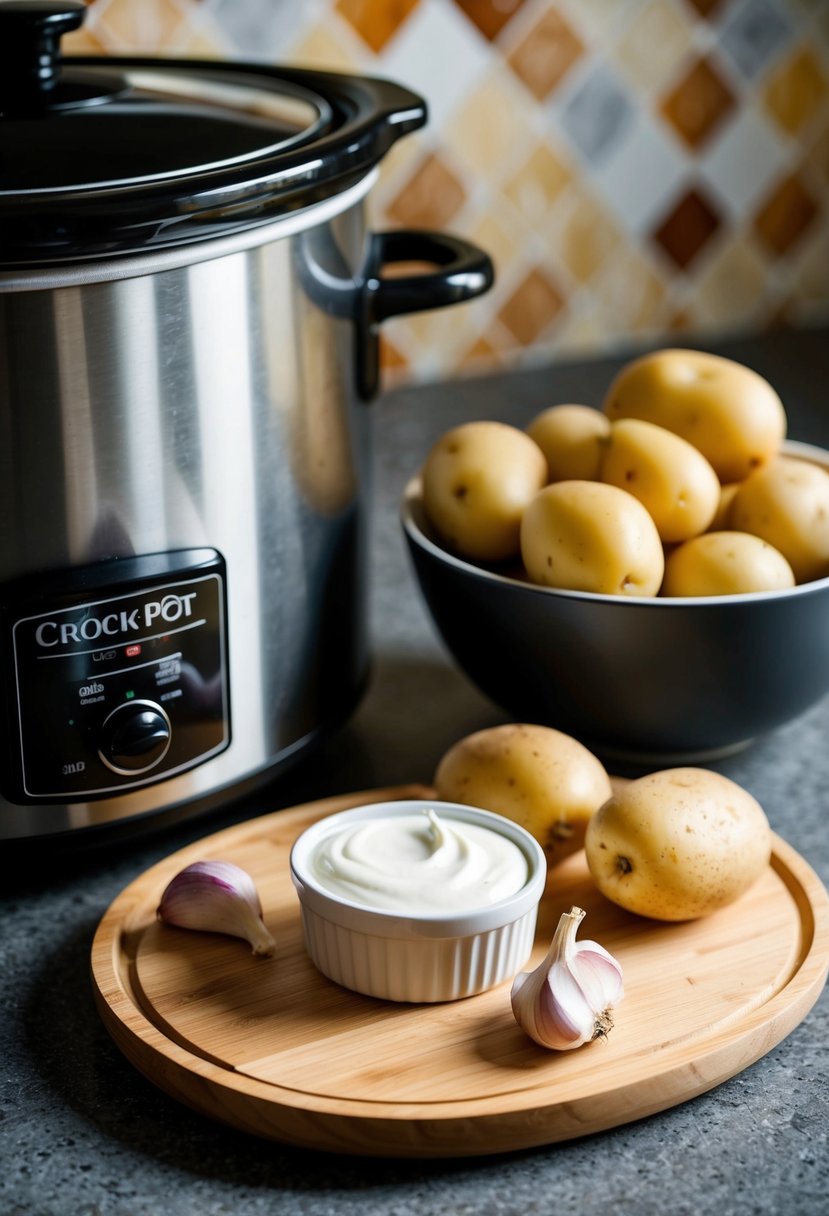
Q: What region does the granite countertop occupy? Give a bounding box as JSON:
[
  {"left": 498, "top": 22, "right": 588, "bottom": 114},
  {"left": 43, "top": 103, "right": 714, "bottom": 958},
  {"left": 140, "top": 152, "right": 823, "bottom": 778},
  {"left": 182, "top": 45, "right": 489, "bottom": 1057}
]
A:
[{"left": 2, "top": 328, "right": 827, "bottom": 1216}]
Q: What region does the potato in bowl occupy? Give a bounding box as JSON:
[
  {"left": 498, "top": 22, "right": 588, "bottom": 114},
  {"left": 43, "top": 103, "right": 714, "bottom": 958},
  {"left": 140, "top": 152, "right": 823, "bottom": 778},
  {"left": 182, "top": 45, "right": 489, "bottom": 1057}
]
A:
[{"left": 401, "top": 441, "right": 829, "bottom": 762}]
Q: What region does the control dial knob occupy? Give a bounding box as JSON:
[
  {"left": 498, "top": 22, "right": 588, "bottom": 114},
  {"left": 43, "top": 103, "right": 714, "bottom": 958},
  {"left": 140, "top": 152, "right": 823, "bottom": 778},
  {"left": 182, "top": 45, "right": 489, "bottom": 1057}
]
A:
[{"left": 98, "top": 700, "right": 172, "bottom": 775}]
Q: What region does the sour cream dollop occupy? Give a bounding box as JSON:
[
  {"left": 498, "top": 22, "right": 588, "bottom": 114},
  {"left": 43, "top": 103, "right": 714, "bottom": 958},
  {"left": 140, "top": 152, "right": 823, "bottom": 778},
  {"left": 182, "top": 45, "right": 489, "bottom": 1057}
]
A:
[{"left": 310, "top": 808, "right": 529, "bottom": 914}]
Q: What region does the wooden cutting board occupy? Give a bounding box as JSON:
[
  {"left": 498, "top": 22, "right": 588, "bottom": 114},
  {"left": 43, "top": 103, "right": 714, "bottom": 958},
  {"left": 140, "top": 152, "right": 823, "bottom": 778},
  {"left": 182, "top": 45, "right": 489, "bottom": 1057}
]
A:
[{"left": 91, "top": 784, "right": 829, "bottom": 1158}]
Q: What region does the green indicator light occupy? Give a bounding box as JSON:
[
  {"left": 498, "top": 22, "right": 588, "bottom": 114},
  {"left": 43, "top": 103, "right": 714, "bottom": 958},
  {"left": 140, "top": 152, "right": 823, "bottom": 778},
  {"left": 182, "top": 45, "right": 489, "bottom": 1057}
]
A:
[
  {"left": 126, "top": 690, "right": 135, "bottom": 699},
  {"left": 68, "top": 719, "right": 74, "bottom": 726}
]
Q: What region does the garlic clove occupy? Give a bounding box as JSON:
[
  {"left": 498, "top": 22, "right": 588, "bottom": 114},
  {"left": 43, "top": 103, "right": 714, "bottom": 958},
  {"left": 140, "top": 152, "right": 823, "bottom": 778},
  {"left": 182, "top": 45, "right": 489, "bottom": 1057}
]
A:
[
  {"left": 157, "top": 860, "right": 277, "bottom": 957},
  {"left": 511, "top": 906, "right": 623, "bottom": 1050}
]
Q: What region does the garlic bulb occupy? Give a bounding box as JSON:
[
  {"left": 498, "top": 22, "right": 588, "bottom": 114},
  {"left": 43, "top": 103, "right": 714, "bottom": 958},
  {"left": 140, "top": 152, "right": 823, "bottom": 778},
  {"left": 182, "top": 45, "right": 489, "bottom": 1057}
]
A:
[
  {"left": 157, "top": 860, "right": 277, "bottom": 957},
  {"left": 511, "top": 906, "right": 623, "bottom": 1050}
]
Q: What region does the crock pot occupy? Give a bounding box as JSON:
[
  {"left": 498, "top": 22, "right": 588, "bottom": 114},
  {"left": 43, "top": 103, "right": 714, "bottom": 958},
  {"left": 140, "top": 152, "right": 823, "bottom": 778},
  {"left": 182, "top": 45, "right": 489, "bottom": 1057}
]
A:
[{"left": 0, "top": 1, "right": 494, "bottom": 841}]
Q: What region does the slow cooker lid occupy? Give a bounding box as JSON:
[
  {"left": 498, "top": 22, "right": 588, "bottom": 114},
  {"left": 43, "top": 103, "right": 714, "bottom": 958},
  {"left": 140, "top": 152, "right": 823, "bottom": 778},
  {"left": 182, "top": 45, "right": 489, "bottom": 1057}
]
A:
[{"left": 0, "top": 1, "right": 427, "bottom": 266}]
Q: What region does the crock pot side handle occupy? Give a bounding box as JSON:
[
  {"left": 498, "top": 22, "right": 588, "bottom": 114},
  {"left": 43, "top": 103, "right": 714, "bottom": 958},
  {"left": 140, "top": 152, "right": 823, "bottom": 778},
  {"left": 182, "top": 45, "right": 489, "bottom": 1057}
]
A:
[{"left": 357, "top": 230, "right": 495, "bottom": 400}]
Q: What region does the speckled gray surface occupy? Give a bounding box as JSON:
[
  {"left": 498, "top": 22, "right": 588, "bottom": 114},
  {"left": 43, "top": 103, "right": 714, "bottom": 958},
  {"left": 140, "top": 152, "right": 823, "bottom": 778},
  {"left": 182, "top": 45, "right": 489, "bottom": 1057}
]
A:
[{"left": 2, "top": 330, "right": 828, "bottom": 1216}]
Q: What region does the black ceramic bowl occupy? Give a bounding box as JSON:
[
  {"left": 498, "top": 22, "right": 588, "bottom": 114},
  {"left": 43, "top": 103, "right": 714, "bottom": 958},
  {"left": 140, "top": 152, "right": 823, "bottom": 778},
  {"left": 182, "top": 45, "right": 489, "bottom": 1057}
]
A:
[{"left": 401, "top": 441, "right": 829, "bottom": 763}]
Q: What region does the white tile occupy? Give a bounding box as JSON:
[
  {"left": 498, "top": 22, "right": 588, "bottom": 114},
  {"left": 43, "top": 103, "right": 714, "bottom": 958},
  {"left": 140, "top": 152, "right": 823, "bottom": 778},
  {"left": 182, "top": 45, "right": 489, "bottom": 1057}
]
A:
[
  {"left": 699, "top": 105, "right": 791, "bottom": 220},
  {"left": 377, "top": 0, "right": 492, "bottom": 131},
  {"left": 591, "top": 110, "right": 689, "bottom": 236}
]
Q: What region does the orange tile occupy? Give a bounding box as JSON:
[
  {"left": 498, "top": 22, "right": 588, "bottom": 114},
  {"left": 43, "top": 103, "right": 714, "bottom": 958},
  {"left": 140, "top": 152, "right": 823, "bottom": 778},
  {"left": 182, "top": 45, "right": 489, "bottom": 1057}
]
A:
[
  {"left": 507, "top": 7, "right": 584, "bottom": 101},
  {"left": 386, "top": 152, "right": 467, "bottom": 230},
  {"left": 754, "top": 172, "right": 819, "bottom": 256},
  {"left": 497, "top": 268, "right": 565, "bottom": 344},
  {"left": 660, "top": 56, "right": 736, "bottom": 149},
  {"left": 503, "top": 144, "right": 572, "bottom": 223},
  {"left": 764, "top": 47, "right": 829, "bottom": 137},
  {"left": 682, "top": 0, "right": 726, "bottom": 16},
  {"left": 652, "top": 188, "right": 723, "bottom": 269},
  {"left": 336, "top": 0, "right": 420, "bottom": 54},
  {"left": 452, "top": 0, "right": 527, "bottom": 42},
  {"left": 379, "top": 333, "right": 409, "bottom": 372}
]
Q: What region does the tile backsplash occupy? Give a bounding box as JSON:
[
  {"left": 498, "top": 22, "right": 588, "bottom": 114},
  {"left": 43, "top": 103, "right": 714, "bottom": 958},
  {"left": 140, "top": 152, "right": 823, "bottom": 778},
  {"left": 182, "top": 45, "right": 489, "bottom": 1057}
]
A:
[{"left": 67, "top": 0, "right": 829, "bottom": 381}]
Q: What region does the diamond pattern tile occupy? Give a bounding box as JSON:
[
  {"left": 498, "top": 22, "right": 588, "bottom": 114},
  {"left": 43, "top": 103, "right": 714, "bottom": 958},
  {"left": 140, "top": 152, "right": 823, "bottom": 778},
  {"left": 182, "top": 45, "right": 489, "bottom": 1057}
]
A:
[
  {"left": 385, "top": 152, "right": 467, "bottom": 229},
  {"left": 336, "top": 0, "right": 420, "bottom": 53},
  {"left": 754, "top": 172, "right": 819, "bottom": 254},
  {"left": 720, "top": 0, "right": 793, "bottom": 80},
  {"left": 660, "top": 56, "right": 737, "bottom": 149},
  {"left": 452, "top": 0, "right": 527, "bottom": 43},
  {"left": 504, "top": 144, "right": 572, "bottom": 224},
  {"left": 498, "top": 269, "right": 564, "bottom": 344},
  {"left": 592, "top": 247, "right": 667, "bottom": 334},
  {"left": 444, "top": 72, "right": 535, "bottom": 177},
  {"left": 378, "top": 0, "right": 490, "bottom": 129},
  {"left": 764, "top": 46, "right": 829, "bottom": 135},
  {"left": 507, "top": 7, "right": 584, "bottom": 101},
  {"left": 91, "top": 0, "right": 187, "bottom": 50},
  {"left": 688, "top": 238, "right": 768, "bottom": 328},
  {"left": 652, "top": 187, "right": 723, "bottom": 269},
  {"left": 557, "top": 63, "right": 635, "bottom": 164},
  {"left": 682, "top": 0, "right": 727, "bottom": 18},
  {"left": 555, "top": 188, "right": 621, "bottom": 285},
  {"left": 616, "top": 0, "right": 695, "bottom": 96},
  {"left": 72, "top": 0, "right": 829, "bottom": 381}
]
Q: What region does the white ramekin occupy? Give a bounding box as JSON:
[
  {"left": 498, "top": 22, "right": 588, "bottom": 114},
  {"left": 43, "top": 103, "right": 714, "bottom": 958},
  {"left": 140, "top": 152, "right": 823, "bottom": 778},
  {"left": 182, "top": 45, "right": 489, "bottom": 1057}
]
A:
[{"left": 289, "top": 799, "right": 547, "bottom": 1003}]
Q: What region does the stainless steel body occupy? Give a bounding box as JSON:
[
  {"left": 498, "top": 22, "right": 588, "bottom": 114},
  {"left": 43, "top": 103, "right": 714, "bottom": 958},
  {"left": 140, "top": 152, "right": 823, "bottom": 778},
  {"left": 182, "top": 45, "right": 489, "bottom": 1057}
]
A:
[{"left": 0, "top": 182, "right": 377, "bottom": 839}]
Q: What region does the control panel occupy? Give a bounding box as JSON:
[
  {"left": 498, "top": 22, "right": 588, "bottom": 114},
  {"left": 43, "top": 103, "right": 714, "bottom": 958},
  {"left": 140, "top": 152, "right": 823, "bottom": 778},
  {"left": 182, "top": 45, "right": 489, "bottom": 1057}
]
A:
[{"left": 1, "top": 549, "right": 230, "bottom": 803}]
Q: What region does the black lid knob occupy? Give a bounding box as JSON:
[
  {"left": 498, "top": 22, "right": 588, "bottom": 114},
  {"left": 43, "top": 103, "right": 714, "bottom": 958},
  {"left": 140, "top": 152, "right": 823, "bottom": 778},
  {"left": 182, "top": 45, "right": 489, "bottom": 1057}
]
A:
[{"left": 0, "top": 0, "right": 86, "bottom": 110}]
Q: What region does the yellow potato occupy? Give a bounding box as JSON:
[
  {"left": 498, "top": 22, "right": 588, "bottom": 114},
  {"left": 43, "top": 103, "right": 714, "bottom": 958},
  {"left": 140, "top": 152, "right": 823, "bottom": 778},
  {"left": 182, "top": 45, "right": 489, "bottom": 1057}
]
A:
[
  {"left": 729, "top": 456, "right": 829, "bottom": 583},
  {"left": 662, "top": 531, "right": 795, "bottom": 596},
  {"left": 526, "top": 404, "right": 611, "bottom": 483},
  {"left": 708, "top": 482, "right": 740, "bottom": 531},
  {"left": 584, "top": 768, "right": 771, "bottom": 921},
  {"left": 520, "top": 480, "right": 664, "bottom": 596},
  {"left": 434, "top": 723, "right": 612, "bottom": 864},
  {"left": 603, "top": 349, "right": 786, "bottom": 483},
  {"left": 421, "top": 421, "right": 547, "bottom": 561},
  {"left": 599, "top": 418, "right": 720, "bottom": 543}
]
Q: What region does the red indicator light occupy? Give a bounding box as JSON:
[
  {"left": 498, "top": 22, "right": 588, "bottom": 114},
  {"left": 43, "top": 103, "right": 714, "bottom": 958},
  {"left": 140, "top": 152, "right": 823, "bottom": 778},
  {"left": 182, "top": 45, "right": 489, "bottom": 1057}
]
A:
[{"left": 125, "top": 644, "right": 141, "bottom": 658}]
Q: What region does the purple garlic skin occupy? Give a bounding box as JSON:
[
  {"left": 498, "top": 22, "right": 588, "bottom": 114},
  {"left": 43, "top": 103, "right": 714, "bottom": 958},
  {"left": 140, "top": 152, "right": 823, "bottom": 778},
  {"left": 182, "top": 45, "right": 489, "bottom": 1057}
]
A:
[
  {"left": 157, "top": 860, "right": 276, "bottom": 957},
  {"left": 511, "top": 906, "right": 623, "bottom": 1050}
]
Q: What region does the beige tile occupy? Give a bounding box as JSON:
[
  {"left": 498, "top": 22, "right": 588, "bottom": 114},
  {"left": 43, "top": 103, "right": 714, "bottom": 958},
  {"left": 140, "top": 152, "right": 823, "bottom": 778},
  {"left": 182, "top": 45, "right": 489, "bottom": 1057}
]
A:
[
  {"left": 553, "top": 188, "right": 622, "bottom": 286},
  {"left": 616, "top": 0, "right": 695, "bottom": 96},
  {"left": 443, "top": 71, "right": 535, "bottom": 180},
  {"left": 92, "top": 0, "right": 188, "bottom": 50},
  {"left": 788, "top": 225, "right": 829, "bottom": 322},
  {"left": 503, "top": 143, "right": 573, "bottom": 224},
  {"left": 592, "top": 246, "right": 668, "bottom": 334},
  {"left": 468, "top": 206, "right": 527, "bottom": 280},
  {"left": 686, "top": 238, "right": 769, "bottom": 329},
  {"left": 289, "top": 21, "right": 363, "bottom": 71}
]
